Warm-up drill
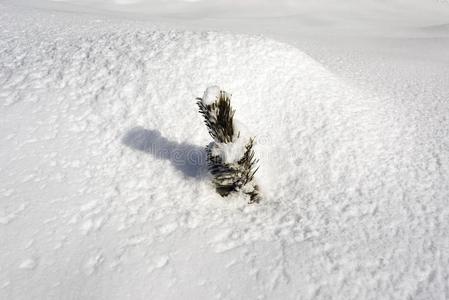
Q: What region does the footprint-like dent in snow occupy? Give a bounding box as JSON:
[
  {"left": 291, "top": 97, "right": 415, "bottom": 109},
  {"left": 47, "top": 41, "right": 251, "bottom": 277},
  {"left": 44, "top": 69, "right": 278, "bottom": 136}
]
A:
[
  {"left": 148, "top": 255, "right": 169, "bottom": 272},
  {"left": 83, "top": 254, "right": 104, "bottom": 276},
  {"left": 19, "top": 258, "right": 38, "bottom": 270},
  {"left": 0, "top": 203, "right": 27, "bottom": 225}
]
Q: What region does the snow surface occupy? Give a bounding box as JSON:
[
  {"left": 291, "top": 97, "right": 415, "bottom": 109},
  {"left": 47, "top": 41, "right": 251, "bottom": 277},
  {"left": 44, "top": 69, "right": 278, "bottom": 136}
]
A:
[
  {"left": 201, "top": 85, "right": 221, "bottom": 106},
  {"left": 210, "top": 140, "right": 246, "bottom": 165},
  {"left": 1, "top": 0, "right": 449, "bottom": 299}
]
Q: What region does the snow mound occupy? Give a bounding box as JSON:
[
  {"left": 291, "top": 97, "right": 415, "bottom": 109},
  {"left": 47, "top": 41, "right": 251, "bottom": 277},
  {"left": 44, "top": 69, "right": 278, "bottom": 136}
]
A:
[
  {"left": 0, "top": 6, "right": 427, "bottom": 300},
  {"left": 200, "top": 85, "right": 221, "bottom": 105}
]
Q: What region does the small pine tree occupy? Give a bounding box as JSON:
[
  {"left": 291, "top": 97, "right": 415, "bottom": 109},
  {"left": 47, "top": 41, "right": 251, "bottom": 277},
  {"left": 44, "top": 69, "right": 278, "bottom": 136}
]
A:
[{"left": 197, "top": 88, "right": 261, "bottom": 203}]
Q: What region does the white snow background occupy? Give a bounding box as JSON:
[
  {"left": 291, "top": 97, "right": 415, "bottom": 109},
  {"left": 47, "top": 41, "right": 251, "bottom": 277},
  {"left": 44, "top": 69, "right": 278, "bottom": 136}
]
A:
[{"left": 1, "top": 0, "right": 449, "bottom": 299}]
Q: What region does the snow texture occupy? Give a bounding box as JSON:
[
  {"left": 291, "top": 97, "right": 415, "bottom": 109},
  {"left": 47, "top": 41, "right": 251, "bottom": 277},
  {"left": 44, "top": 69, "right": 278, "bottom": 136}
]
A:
[
  {"left": 210, "top": 140, "right": 246, "bottom": 165},
  {"left": 1, "top": 0, "right": 449, "bottom": 299},
  {"left": 201, "top": 86, "right": 221, "bottom": 106}
]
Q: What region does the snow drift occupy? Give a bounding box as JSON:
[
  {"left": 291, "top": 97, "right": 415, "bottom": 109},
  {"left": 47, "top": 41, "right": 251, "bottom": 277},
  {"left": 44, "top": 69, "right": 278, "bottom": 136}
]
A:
[{"left": 1, "top": 3, "right": 448, "bottom": 300}]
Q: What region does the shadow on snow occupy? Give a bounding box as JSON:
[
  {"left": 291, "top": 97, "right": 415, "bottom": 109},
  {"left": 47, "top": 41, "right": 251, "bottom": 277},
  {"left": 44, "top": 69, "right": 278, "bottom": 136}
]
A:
[{"left": 122, "top": 127, "right": 207, "bottom": 178}]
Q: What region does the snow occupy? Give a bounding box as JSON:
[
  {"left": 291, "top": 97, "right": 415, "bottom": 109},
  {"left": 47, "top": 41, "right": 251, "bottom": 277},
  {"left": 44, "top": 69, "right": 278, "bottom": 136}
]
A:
[
  {"left": 201, "top": 85, "right": 221, "bottom": 106},
  {"left": 1, "top": 0, "right": 449, "bottom": 299},
  {"left": 210, "top": 139, "right": 246, "bottom": 165},
  {"left": 18, "top": 258, "right": 38, "bottom": 270}
]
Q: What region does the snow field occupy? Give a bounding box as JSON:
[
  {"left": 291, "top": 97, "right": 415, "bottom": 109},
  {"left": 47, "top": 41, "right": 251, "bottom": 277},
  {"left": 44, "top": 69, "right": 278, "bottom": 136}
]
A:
[{"left": 1, "top": 3, "right": 448, "bottom": 299}]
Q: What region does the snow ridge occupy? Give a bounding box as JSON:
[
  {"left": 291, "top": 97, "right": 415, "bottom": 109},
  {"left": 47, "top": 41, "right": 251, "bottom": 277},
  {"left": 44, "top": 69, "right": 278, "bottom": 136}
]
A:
[{"left": 1, "top": 4, "right": 448, "bottom": 300}]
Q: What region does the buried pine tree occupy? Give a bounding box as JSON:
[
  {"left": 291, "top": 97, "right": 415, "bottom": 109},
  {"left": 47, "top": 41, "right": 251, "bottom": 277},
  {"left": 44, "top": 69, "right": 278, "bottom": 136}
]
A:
[{"left": 197, "top": 86, "right": 261, "bottom": 203}]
